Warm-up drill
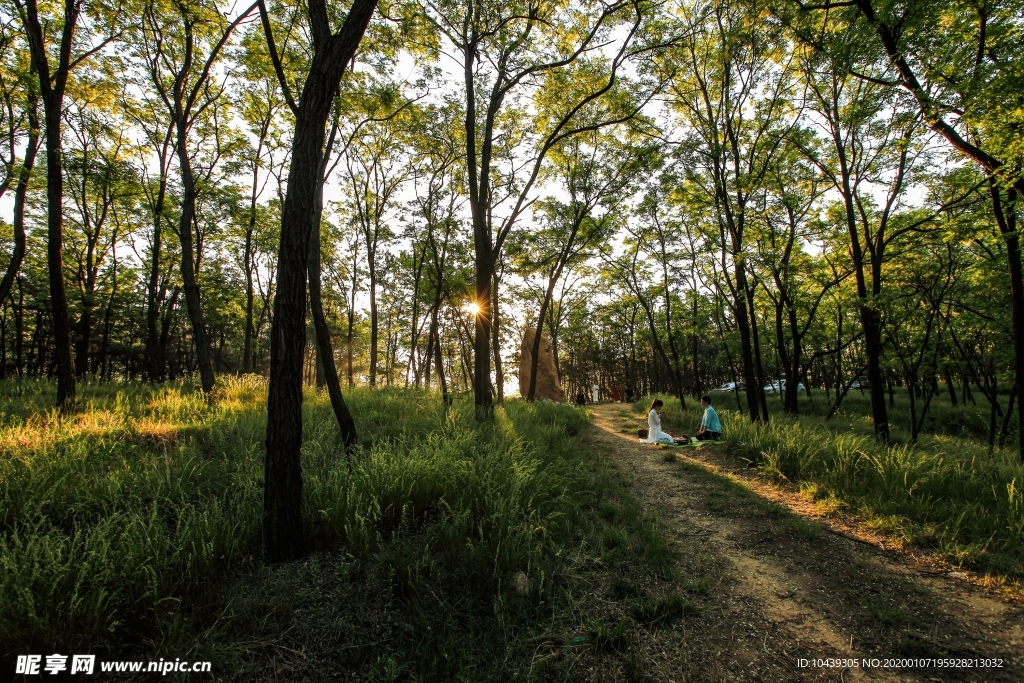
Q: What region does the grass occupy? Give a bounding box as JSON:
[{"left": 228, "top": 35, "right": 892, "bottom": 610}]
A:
[
  {"left": 632, "top": 391, "right": 1024, "bottom": 580},
  {"left": 0, "top": 378, "right": 708, "bottom": 680},
  {"left": 0, "top": 379, "right": 586, "bottom": 664}
]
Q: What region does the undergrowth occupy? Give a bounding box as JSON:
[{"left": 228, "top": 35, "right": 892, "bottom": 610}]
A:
[{"left": 0, "top": 378, "right": 592, "bottom": 673}]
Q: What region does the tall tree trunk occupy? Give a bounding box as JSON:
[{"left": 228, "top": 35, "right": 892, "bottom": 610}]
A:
[
  {"left": 747, "top": 287, "right": 769, "bottom": 420},
  {"left": 144, "top": 124, "right": 175, "bottom": 382},
  {"left": 243, "top": 214, "right": 256, "bottom": 374},
  {"left": 733, "top": 260, "right": 760, "bottom": 422},
  {"left": 836, "top": 137, "right": 890, "bottom": 440},
  {"left": 783, "top": 301, "right": 803, "bottom": 415},
  {"left": 145, "top": 211, "right": 165, "bottom": 380},
  {"left": 407, "top": 243, "right": 425, "bottom": 387},
  {"left": 20, "top": 0, "right": 79, "bottom": 409},
  {"left": 491, "top": 271, "right": 503, "bottom": 402},
  {"left": 309, "top": 218, "right": 358, "bottom": 453},
  {"left": 691, "top": 292, "right": 703, "bottom": 397},
  {"left": 463, "top": 44, "right": 493, "bottom": 416},
  {"left": 430, "top": 301, "right": 450, "bottom": 411},
  {"left": 242, "top": 120, "right": 270, "bottom": 374},
  {"left": 988, "top": 179, "right": 1024, "bottom": 462},
  {"left": 174, "top": 127, "right": 216, "bottom": 395},
  {"left": 15, "top": 279, "right": 24, "bottom": 377},
  {"left": 860, "top": 305, "right": 889, "bottom": 440},
  {"left": 0, "top": 86, "right": 38, "bottom": 309},
  {"left": 263, "top": 0, "right": 378, "bottom": 563},
  {"left": 999, "top": 382, "right": 1017, "bottom": 450},
  {"left": 346, "top": 243, "right": 358, "bottom": 387},
  {"left": 368, "top": 255, "right": 378, "bottom": 386},
  {"left": 660, "top": 256, "right": 687, "bottom": 410},
  {"left": 163, "top": 2, "right": 260, "bottom": 392},
  {"left": 41, "top": 69, "right": 76, "bottom": 406},
  {"left": 76, "top": 281, "right": 93, "bottom": 376},
  {"left": 472, "top": 254, "right": 492, "bottom": 412},
  {"left": 528, "top": 272, "right": 561, "bottom": 402},
  {"left": 945, "top": 368, "right": 958, "bottom": 406}
]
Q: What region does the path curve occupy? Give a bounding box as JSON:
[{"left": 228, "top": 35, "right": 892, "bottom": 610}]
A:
[{"left": 586, "top": 403, "right": 1023, "bottom": 682}]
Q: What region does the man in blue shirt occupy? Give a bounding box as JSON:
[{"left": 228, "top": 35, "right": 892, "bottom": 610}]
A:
[{"left": 695, "top": 395, "right": 722, "bottom": 441}]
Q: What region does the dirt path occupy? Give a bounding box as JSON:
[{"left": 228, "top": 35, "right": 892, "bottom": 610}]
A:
[{"left": 587, "top": 404, "right": 1023, "bottom": 682}]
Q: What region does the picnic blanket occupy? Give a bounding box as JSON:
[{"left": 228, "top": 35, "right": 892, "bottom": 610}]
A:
[{"left": 643, "top": 438, "right": 723, "bottom": 448}]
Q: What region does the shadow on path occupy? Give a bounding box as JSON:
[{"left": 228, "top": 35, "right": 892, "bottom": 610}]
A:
[{"left": 587, "top": 403, "right": 1023, "bottom": 682}]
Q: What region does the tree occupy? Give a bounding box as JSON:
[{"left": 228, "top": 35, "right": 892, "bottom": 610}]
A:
[
  {"left": 15, "top": 0, "right": 116, "bottom": 408},
  {"left": 0, "top": 19, "right": 39, "bottom": 311},
  {"left": 788, "top": 0, "right": 1024, "bottom": 456},
  {"left": 236, "top": 29, "right": 289, "bottom": 374},
  {"left": 260, "top": 0, "right": 378, "bottom": 563},
  {"left": 138, "top": 0, "right": 257, "bottom": 395},
  {"left": 750, "top": 141, "right": 841, "bottom": 414},
  {"left": 340, "top": 116, "right": 409, "bottom": 387},
  {"left": 659, "top": 0, "right": 801, "bottom": 422},
  {"left": 515, "top": 127, "right": 650, "bottom": 401},
  {"left": 63, "top": 103, "right": 137, "bottom": 375},
  {"left": 794, "top": 37, "right": 958, "bottom": 440},
  {"left": 406, "top": 101, "right": 466, "bottom": 407},
  {"left": 423, "top": 0, "right": 661, "bottom": 414}
]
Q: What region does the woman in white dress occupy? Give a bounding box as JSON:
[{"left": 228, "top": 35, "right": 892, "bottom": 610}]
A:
[{"left": 646, "top": 399, "right": 684, "bottom": 444}]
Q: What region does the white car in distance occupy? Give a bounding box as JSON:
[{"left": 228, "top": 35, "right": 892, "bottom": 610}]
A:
[{"left": 763, "top": 379, "right": 805, "bottom": 393}]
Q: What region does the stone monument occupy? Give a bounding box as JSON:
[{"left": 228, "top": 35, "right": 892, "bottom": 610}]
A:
[{"left": 519, "top": 329, "right": 564, "bottom": 402}]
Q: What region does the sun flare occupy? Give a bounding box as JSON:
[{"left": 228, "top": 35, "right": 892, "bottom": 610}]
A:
[{"left": 464, "top": 302, "right": 481, "bottom": 316}]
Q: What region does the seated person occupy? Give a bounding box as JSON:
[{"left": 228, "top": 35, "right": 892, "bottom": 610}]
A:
[
  {"left": 646, "top": 399, "right": 688, "bottom": 444},
  {"left": 695, "top": 395, "right": 722, "bottom": 441}
]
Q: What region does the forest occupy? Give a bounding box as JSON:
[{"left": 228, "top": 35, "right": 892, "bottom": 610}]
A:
[{"left": 2, "top": 0, "right": 1024, "bottom": 677}]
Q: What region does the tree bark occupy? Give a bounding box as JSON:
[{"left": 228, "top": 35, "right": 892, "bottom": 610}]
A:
[
  {"left": 309, "top": 216, "right": 358, "bottom": 453},
  {"left": 19, "top": 0, "right": 79, "bottom": 410},
  {"left": 491, "top": 271, "right": 503, "bottom": 402},
  {"left": 732, "top": 259, "right": 761, "bottom": 421},
  {"left": 368, "top": 253, "right": 378, "bottom": 386},
  {"left": 462, "top": 36, "right": 495, "bottom": 416},
  {"left": 144, "top": 145, "right": 169, "bottom": 381},
  {"left": 987, "top": 179, "right": 1024, "bottom": 461},
  {"left": 430, "top": 298, "right": 450, "bottom": 410},
  {"left": 0, "top": 86, "right": 38, "bottom": 310},
  {"left": 833, "top": 118, "right": 890, "bottom": 440},
  {"left": 173, "top": 128, "right": 216, "bottom": 394},
  {"left": 263, "top": 0, "right": 378, "bottom": 563}
]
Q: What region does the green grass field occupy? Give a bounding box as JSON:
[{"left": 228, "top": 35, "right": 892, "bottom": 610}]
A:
[
  {"left": 0, "top": 379, "right": 694, "bottom": 679},
  {"left": 4, "top": 378, "right": 1022, "bottom": 678},
  {"left": 637, "top": 389, "right": 1024, "bottom": 580}
]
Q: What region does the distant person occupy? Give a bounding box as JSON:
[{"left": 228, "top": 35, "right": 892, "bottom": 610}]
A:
[
  {"left": 695, "top": 395, "right": 722, "bottom": 441},
  {"left": 646, "top": 399, "right": 687, "bottom": 445},
  {"left": 624, "top": 386, "right": 634, "bottom": 403},
  {"left": 612, "top": 384, "right": 622, "bottom": 402},
  {"left": 576, "top": 390, "right": 587, "bottom": 406}
]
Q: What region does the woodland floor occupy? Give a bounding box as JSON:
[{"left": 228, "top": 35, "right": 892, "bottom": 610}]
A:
[{"left": 585, "top": 403, "right": 1024, "bottom": 682}]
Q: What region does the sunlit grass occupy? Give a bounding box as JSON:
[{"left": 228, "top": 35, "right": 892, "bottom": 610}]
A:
[
  {"left": 632, "top": 393, "right": 1024, "bottom": 579},
  {"left": 0, "top": 378, "right": 594, "bottom": 670}
]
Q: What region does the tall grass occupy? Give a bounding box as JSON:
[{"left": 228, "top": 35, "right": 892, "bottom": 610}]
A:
[
  {"left": 632, "top": 394, "right": 1024, "bottom": 578},
  {"left": 0, "top": 378, "right": 590, "bottom": 661}
]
